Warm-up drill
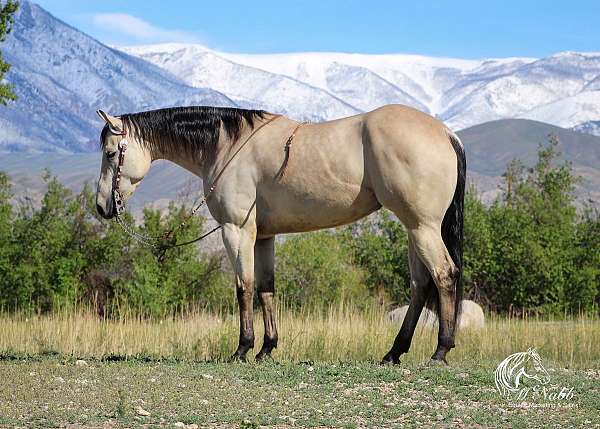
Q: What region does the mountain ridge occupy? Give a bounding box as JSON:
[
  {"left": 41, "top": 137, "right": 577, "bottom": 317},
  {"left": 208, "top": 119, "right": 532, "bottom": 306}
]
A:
[
  {"left": 123, "top": 43, "right": 600, "bottom": 131},
  {"left": 1, "top": 2, "right": 599, "bottom": 155}
]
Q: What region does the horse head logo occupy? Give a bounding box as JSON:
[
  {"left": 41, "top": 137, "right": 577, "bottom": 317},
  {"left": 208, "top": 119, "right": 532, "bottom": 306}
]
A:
[{"left": 494, "top": 348, "right": 551, "bottom": 398}]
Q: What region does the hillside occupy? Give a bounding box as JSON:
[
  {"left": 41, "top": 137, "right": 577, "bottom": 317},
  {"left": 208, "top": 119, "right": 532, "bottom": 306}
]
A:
[
  {"left": 0, "top": 1, "right": 233, "bottom": 153},
  {"left": 458, "top": 119, "right": 600, "bottom": 176}
]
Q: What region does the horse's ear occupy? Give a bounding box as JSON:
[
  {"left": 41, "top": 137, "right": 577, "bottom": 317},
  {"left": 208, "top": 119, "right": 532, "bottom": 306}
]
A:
[{"left": 96, "top": 109, "right": 123, "bottom": 134}]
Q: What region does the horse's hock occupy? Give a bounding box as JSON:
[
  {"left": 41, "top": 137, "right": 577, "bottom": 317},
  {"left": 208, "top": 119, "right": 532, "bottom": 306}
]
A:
[{"left": 386, "top": 300, "right": 485, "bottom": 329}]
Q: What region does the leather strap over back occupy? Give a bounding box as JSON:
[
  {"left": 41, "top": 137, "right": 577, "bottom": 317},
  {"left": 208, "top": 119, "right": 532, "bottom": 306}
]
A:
[{"left": 278, "top": 122, "right": 307, "bottom": 180}]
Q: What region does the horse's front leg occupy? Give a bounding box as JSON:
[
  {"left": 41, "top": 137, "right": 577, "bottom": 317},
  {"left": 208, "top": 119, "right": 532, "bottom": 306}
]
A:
[
  {"left": 222, "top": 222, "right": 256, "bottom": 362},
  {"left": 254, "top": 237, "right": 278, "bottom": 361}
]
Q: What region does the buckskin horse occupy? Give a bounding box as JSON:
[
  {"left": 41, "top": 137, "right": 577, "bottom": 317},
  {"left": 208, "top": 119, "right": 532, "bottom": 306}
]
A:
[{"left": 95, "top": 104, "right": 466, "bottom": 364}]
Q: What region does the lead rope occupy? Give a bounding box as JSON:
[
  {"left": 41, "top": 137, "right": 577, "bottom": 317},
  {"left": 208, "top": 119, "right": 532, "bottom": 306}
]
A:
[{"left": 112, "top": 114, "right": 282, "bottom": 259}]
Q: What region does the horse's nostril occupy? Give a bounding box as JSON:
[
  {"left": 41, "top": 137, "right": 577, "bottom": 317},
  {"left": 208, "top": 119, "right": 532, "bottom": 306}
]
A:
[{"left": 96, "top": 203, "right": 105, "bottom": 217}]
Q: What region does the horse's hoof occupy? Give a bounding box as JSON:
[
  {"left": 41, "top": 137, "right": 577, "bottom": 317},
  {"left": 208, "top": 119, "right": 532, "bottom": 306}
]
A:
[
  {"left": 381, "top": 353, "right": 400, "bottom": 365},
  {"left": 227, "top": 353, "right": 248, "bottom": 363},
  {"left": 428, "top": 357, "right": 449, "bottom": 367},
  {"left": 255, "top": 352, "right": 274, "bottom": 363}
]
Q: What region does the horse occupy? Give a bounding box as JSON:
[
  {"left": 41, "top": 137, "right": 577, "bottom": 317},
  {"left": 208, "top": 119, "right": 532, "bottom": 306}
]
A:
[
  {"left": 95, "top": 104, "right": 466, "bottom": 364},
  {"left": 495, "top": 348, "right": 551, "bottom": 397}
]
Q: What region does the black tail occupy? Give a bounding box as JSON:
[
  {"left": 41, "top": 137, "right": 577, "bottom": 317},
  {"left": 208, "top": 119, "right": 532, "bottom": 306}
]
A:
[{"left": 425, "top": 132, "right": 466, "bottom": 328}]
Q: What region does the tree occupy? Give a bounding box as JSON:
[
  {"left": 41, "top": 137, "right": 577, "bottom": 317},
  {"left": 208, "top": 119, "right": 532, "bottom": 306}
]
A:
[
  {"left": 465, "top": 136, "right": 599, "bottom": 314},
  {"left": 0, "top": 0, "right": 18, "bottom": 104},
  {"left": 340, "top": 211, "right": 411, "bottom": 306}
]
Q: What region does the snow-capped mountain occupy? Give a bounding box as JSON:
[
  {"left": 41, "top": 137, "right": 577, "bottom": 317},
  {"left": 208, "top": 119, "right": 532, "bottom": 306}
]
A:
[
  {"left": 1, "top": 2, "right": 600, "bottom": 154},
  {"left": 123, "top": 43, "right": 600, "bottom": 131},
  {"left": 0, "top": 2, "right": 234, "bottom": 153},
  {"left": 119, "top": 44, "right": 359, "bottom": 122}
]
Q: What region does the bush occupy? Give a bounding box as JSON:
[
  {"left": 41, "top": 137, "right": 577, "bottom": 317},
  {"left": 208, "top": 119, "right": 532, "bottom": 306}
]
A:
[
  {"left": 0, "top": 171, "right": 230, "bottom": 316},
  {"left": 340, "top": 211, "right": 410, "bottom": 305},
  {"left": 275, "top": 231, "right": 371, "bottom": 309}
]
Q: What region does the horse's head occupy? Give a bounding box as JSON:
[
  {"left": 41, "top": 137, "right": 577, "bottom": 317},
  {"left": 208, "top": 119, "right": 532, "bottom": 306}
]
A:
[
  {"left": 95, "top": 110, "right": 152, "bottom": 219},
  {"left": 520, "top": 348, "right": 551, "bottom": 386}
]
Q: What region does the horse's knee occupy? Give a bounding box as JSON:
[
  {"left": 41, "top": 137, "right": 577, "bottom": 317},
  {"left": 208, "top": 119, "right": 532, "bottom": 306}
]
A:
[{"left": 236, "top": 279, "right": 253, "bottom": 299}]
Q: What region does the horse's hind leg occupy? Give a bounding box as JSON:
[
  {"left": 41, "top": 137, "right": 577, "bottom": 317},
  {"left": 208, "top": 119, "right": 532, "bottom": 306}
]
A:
[
  {"left": 382, "top": 237, "right": 433, "bottom": 364},
  {"left": 409, "top": 225, "right": 459, "bottom": 363},
  {"left": 254, "top": 237, "right": 278, "bottom": 361}
]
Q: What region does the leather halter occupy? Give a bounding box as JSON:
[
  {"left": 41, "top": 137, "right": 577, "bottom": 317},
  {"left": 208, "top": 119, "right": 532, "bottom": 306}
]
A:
[{"left": 112, "top": 129, "right": 129, "bottom": 217}]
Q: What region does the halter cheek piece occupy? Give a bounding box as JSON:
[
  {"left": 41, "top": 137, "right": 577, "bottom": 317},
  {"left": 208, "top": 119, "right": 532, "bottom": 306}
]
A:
[{"left": 110, "top": 128, "right": 128, "bottom": 218}]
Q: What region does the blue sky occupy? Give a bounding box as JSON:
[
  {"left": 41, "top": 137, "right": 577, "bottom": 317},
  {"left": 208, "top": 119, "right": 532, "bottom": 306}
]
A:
[{"left": 35, "top": 0, "right": 600, "bottom": 58}]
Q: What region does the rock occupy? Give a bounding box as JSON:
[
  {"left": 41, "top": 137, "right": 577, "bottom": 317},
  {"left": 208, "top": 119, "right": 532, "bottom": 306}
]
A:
[
  {"left": 75, "top": 359, "right": 87, "bottom": 367},
  {"left": 458, "top": 300, "right": 485, "bottom": 329},
  {"left": 174, "top": 423, "right": 185, "bottom": 428},
  {"left": 136, "top": 406, "right": 150, "bottom": 416},
  {"left": 386, "top": 300, "right": 485, "bottom": 329},
  {"left": 386, "top": 306, "right": 437, "bottom": 327}
]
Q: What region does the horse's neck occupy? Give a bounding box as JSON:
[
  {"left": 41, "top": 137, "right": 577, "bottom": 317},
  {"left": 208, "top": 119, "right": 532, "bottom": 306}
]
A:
[
  {"left": 158, "top": 151, "right": 204, "bottom": 177},
  {"left": 148, "top": 122, "right": 256, "bottom": 181}
]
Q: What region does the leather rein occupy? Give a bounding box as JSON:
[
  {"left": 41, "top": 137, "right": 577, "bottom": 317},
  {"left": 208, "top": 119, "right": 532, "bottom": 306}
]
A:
[{"left": 110, "top": 114, "right": 289, "bottom": 259}]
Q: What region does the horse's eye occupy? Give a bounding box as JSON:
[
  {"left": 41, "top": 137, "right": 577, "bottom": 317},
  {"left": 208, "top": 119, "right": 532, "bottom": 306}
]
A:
[{"left": 106, "top": 151, "right": 117, "bottom": 160}]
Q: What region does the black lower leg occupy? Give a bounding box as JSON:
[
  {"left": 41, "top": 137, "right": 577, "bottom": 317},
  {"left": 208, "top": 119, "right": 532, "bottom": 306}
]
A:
[
  {"left": 382, "top": 292, "right": 428, "bottom": 364},
  {"left": 255, "top": 290, "right": 278, "bottom": 361},
  {"left": 431, "top": 289, "right": 456, "bottom": 364},
  {"left": 231, "top": 282, "right": 254, "bottom": 362}
]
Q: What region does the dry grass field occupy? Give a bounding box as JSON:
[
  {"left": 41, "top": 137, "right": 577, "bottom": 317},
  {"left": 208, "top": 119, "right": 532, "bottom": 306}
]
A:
[{"left": 1, "top": 305, "right": 599, "bottom": 368}]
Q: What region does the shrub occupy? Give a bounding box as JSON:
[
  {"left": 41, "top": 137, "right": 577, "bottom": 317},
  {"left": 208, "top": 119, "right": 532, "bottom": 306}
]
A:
[{"left": 275, "top": 231, "right": 371, "bottom": 309}]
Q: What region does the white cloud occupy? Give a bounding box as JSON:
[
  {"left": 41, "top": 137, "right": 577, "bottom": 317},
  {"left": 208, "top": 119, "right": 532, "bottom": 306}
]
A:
[{"left": 92, "top": 13, "right": 200, "bottom": 44}]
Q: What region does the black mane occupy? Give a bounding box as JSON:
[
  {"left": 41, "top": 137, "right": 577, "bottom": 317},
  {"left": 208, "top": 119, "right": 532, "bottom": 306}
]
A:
[{"left": 101, "top": 106, "right": 267, "bottom": 161}]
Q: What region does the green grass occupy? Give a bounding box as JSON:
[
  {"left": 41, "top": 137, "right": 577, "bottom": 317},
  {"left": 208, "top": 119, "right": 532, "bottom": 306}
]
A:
[
  {"left": 1, "top": 309, "right": 599, "bottom": 427},
  {"left": 0, "top": 357, "right": 598, "bottom": 428}
]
